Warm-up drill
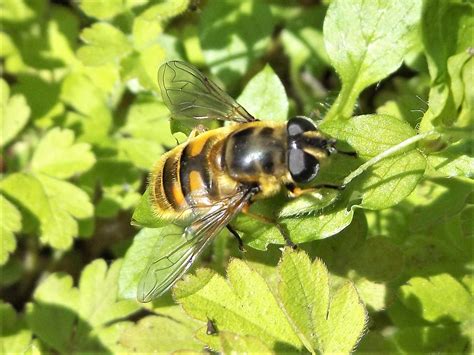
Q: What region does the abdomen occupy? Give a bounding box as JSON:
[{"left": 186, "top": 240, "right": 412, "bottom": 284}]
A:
[{"left": 150, "top": 128, "right": 239, "bottom": 221}]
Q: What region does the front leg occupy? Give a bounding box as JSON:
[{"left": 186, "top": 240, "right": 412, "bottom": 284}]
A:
[{"left": 285, "top": 183, "right": 345, "bottom": 198}]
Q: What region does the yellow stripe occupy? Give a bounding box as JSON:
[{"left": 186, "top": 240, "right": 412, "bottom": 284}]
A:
[
  {"left": 189, "top": 170, "right": 205, "bottom": 192},
  {"left": 189, "top": 135, "right": 208, "bottom": 157}
]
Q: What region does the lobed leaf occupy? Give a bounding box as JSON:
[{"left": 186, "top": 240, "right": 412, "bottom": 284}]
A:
[
  {"left": 0, "top": 173, "right": 93, "bottom": 250},
  {"left": 0, "top": 78, "right": 30, "bottom": 147},
  {"left": 77, "top": 23, "right": 132, "bottom": 67},
  {"left": 174, "top": 250, "right": 368, "bottom": 353},
  {"left": 31, "top": 128, "right": 96, "bottom": 179},
  {"left": 26, "top": 259, "right": 139, "bottom": 353},
  {"left": 174, "top": 260, "right": 302, "bottom": 352},
  {"left": 400, "top": 273, "right": 474, "bottom": 323},
  {"left": 278, "top": 249, "right": 367, "bottom": 353}
]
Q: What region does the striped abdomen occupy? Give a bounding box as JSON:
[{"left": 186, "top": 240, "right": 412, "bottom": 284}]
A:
[{"left": 150, "top": 128, "right": 238, "bottom": 220}]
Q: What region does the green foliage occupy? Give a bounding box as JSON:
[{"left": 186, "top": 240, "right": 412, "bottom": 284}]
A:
[
  {"left": 174, "top": 250, "right": 367, "bottom": 353},
  {"left": 1, "top": 0, "right": 472, "bottom": 353}
]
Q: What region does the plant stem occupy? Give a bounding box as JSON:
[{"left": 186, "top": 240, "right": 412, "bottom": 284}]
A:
[{"left": 342, "top": 130, "right": 436, "bottom": 186}]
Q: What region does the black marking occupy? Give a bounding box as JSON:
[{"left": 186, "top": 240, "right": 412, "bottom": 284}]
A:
[
  {"left": 180, "top": 138, "right": 214, "bottom": 203},
  {"left": 260, "top": 127, "right": 274, "bottom": 136},
  {"left": 162, "top": 155, "right": 179, "bottom": 208},
  {"left": 261, "top": 152, "right": 274, "bottom": 174},
  {"left": 232, "top": 127, "right": 255, "bottom": 140}
]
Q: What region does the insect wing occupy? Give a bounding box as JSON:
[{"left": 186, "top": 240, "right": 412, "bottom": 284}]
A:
[
  {"left": 158, "top": 61, "right": 255, "bottom": 123},
  {"left": 137, "top": 189, "right": 253, "bottom": 302}
]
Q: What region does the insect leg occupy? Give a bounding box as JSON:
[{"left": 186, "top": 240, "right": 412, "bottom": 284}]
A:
[
  {"left": 286, "top": 182, "right": 345, "bottom": 193},
  {"left": 226, "top": 225, "right": 245, "bottom": 251},
  {"left": 187, "top": 124, "right": 208, "bottom": 141},
  {"left": 243, "top": 210, "right": 297, "bottom": 249}
]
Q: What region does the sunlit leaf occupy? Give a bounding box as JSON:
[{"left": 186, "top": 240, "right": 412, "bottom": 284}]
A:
[
  {"left": 0, "top": 195, "right": 21, "bottom": 265},
  {"left": 26, "top": 260, "right": 139, "bottom": 353},
  {"left": 237, "top": 65, "right": 288, "bottom": 121},
  {"left": 31, "top": 128, "right": 96, "bottom": 179},
  {"left": 0, "top": 78, "right": 30, "bottom": 147},
  {"left": 323, "top": 0, "right": 422, "bottom": 119},
  {"left": 77, "top": 23, "right": 132, "bottom": 67},
  {"left": 400, "top": 274, "right": 474, "bottom": 323},
  {"left": 0, "top": 173, "right": 93, "bottom": 250},
  {"left": 278, "top": 249, "right": 367, "bottom": 353}
]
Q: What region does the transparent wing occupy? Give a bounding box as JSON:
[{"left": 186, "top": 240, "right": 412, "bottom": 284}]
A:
[
  {"left": 158, "top": 61, "right": 256, "bottom": 123},
  {"left": 137, "top": 188, "right": 253, "bottom": 302}
]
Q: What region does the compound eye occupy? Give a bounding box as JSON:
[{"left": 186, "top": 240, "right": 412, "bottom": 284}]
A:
[
  {"left": 288, "top": 148, "right": 320, "bottom": 183},
  {"left": 287, "top": 116, "right": 317, "bottom": 137}
]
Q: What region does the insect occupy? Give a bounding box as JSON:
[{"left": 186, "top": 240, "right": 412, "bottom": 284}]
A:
[{"left": 137, "top": 61, "right": 340, "bottom": 302}]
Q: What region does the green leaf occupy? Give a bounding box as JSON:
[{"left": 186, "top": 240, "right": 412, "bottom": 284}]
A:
[
  {"left": 419, "top": 0, "right": 473, "bottom": 128},
  {"left": 237, "top": 65, "right": 288, "bottom": 121},
  {"left": 119, "top": 314, "right": 204, "bottom": 352},
  {"left": 0, "top": 173, "right": 93, "bottom": 250},
  {"left": 119, "top": 226, "right": 180, "bottom": 300},
  {"left": 199, "top": 0, "right": 274, "bottom": 88},
  {"left": 132, "top": 15, "right": 163, "bottom": 50},
  {"left": 77, "top": 23, "right": 132, "bottom": 66},
  {"left": 391, "top": 325, "right": 470, "bottom": 353},
  {"left": 77, "top": 0, "right": 140, "bottom": 20},
  {"left": 0, "top": 195, "right": 21, "bottom": 265},
  {"left": 117, "top": 137, "right": 164, "bottom": 170},
  {"left": 0, "top": 0, "right": 39, "bottom": 22},
  {"left": 0, "top": 301, "right": 32, "bottom": 353},
  {"left": 31, "top": 128, "right": 96, "bottom": 179},
  {"left": 278, "top": 249, "right": 367, "bottom": 353},
  {"left": 408, "top": 178, "right": 473, "bottom": 232},
  {"left": 79, "top": 157, "right": 142, "bottom": 218},
  {"left": 0, "top": 78, "right": 30, "bottom": 147},
  {"left": 359, "top": 149, "right": 426, "bottom": 210},
  {"left": 120, "top": 44, "right": 165, "bottom": 91},
  {"left": 320, "top": 114, "right": 418, "bottom": 158},
  {"left": 26, "top": 259, "right": 139, "bottom": 353},
  {"left": 121, "top": 96, "right": 176, "bottom": 147},
  {"left": 320, "top": 114, "right": 426, "bottom": 209},
  {"left": 323, "top": 0, "right": 422, "bottom": 119},
  {"left": 400, "top": 274, "right": 474, "bottom": 323},
  {"left": 350, "top": 238, "right": 404, "bottom": 282},
  {"left": 131, "top": 188, "right": 166, "bottom": 228},
  {"left": 174, "top": 260, "right": 302, "bottom": 352},
  {"left": 60, "top": 72, "right": 113, "bottom": 144},
  {"left": 139, "top": 0, "right": 190, "bottom": 21},
  {"left": 219, "top": 332, "right": 273, "bottom": 353},
  {"left": 427, "top": 140, "right": 474, "bottom": 178},
  {"left": 234, "top": 196, "right": 355, "bottom": 250}
]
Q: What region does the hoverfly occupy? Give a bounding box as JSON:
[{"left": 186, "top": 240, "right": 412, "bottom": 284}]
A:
[{"left": 137, "top": 61, "right": 339, "bottom": 302}]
